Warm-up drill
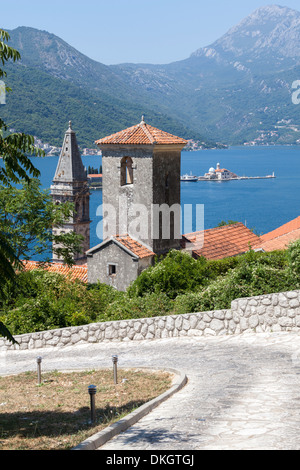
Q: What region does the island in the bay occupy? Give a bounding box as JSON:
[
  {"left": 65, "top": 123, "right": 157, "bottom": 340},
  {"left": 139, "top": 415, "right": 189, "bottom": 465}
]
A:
[{"left": 181, "top": 163, "right": 275, "bottom": 182}]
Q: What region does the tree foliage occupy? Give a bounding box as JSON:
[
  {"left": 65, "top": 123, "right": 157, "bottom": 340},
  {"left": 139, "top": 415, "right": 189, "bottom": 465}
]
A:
[
  {"left": 0, "top": 29, "right": 20, "bottom": 78},
  {"left": 0, "top": 30, "right": 43, "bottom": 185},
  {"left": 0, "top": 178, "right": 84, "bottom": 264},
  {"left": 0, "top": 232, "right": 21, "bottom": 344},
  {"left": 0, "top": 30, "right": 43, "bottom": 343},
  {"left": 2, "top": 243, "right": 300, "bottom": 337}
]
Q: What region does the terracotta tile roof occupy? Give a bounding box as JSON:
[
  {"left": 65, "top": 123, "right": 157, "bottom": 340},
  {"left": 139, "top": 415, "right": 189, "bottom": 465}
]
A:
[
  {"left": 183, "top": 223, "right": 260, "bottom": 260},
  {"left": 95, "top": 118, "right": 188, "bottom": 146},
  {"left": 259, "top": 216, "right": 300, "bottom": 242},
  {"left": 115, "top": 235, "right": 155, "bottom": 259},
  {"left": 254, "top": 229, "right": 300, "bottom": 252},
  {"left": 253, "top": 216, "right": 300, "bottom": 252},
  {"left": 22, "top": 261, "right": 88, "bottom": 283}
]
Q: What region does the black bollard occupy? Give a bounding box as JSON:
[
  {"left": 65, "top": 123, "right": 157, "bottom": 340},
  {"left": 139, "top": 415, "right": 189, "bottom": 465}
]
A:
[
  {"left": 37, "top": 356, "right": 42, "bottom": 385},
  {"left": 88, "top": 385, "right": 97, "bottom": 424},
  {"left": 112, "top": 355, "right": 118, "bottom": 385}
]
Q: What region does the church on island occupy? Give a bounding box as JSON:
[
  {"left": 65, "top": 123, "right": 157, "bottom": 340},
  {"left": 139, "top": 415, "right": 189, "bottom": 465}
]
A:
[
  {"left": 202, "top": 163, "right": 238, "bottom": 181},
  {"left": 22, "top": 118, "right": 296, "bottom": 291}
]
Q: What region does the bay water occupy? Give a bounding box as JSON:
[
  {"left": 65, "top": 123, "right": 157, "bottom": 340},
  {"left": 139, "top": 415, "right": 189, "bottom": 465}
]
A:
[{"left": 3, "top": 145, "right": 299, "bottom": 254}]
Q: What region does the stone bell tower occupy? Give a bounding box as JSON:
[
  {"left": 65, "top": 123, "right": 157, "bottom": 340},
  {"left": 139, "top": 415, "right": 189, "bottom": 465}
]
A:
[
  {"left": 95, "top": 116, "right": 187, "bottom": 255},
  {"left": 87, "top": 117, "right": 187, "bottom": 291},
  {"left": 50, "top": 121, "right": 90, "bottom": 264}
]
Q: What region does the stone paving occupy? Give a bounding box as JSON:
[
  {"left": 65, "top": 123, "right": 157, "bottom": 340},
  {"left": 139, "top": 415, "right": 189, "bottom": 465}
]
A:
[{"left": 1, "top": 331, "right": 300, "bottom": 450}]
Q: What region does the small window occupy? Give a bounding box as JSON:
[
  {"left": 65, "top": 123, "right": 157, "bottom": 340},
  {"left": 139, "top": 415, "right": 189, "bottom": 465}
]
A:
[
  {"left": 108, "top": 264, "right": 117, "bottom": 276},
  {"left": 165, "top": 173, "right": 169, "bottom": 189},
  {"left": 121, "top": 157, "right": 133, "bottom": 186}
]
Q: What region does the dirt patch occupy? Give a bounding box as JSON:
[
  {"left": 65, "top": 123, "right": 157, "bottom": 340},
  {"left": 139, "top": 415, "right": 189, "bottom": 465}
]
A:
[{"left": 0, "top": 368, "right": 172, "bottom": 450}]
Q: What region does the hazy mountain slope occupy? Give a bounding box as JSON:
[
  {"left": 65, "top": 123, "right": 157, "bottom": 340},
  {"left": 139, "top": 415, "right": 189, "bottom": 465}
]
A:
[
  {"left": 207, "top": 5, "right": 300, "bottom": 73},
  {"left": 1, "top": 62, "right": 203, "bottom": 148},
  {"left": 7, "top": 27, "right": 134, "bottom": 99},
  {"left": 4, "top": 5, "right": 300, "bottom": 145},
  {"left": 111, "top": 5, "right": 300, "bottom": 143}
]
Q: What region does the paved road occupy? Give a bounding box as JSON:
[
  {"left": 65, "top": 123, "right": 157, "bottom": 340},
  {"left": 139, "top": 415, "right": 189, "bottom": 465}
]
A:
[{"left": 1, "top": 331, "right": 300, "bottom": 450}]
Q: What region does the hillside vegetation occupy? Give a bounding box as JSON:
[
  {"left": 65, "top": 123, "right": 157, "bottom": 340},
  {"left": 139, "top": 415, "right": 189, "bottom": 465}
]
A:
[
  {"left": 1, "top": 63, "right": 202, "bottom": 149},
  {"left": 1, "top": 241, "right": 300, "bottom": 336},
  {"left": 4, "top": 5, "right": 300, "bottom": 146}
]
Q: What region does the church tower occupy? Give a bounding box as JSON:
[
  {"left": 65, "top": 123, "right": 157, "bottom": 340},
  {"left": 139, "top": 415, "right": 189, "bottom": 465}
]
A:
[
  {"left": 95, "top": 117, "right": 187, "bottom": 255},
  {"left": 86, "top": 118, "right": 187, "bottom": 291},
  {"left": 50, "top": 121, "right": 90, "bottom": 264}
]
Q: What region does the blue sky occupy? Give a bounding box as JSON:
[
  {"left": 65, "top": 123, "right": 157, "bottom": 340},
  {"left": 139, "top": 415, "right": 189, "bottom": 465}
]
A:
[{"left": 1, "top": 1, "right": 300, "bottom": 64}]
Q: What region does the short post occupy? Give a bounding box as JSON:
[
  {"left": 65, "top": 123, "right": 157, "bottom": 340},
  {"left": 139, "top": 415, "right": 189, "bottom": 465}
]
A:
[
  {"left": 112, "top": 355, "right": 118, "bottom": 385},
  {"left": 88, "top": 385, "right": 97, "bottom": 424},
  {"left": 37, "top": 356, "right": 42, "bottom": 385}
]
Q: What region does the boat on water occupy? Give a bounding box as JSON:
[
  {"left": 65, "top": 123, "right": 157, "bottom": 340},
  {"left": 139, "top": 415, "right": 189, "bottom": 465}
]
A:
[{"left": 181, "top": 173, "right": 198, "bottom": 182}]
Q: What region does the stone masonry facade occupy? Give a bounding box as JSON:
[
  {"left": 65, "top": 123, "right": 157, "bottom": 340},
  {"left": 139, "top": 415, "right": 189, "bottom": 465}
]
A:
[{"left": 1, "top": 289, "right": 300, "bottom": 351}]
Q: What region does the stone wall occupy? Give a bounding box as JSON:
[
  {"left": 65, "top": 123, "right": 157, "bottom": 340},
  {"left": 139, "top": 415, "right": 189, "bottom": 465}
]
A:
[
  {"left": 231, "top": 290, "right": 300, "bottom": 333},
  {"left": 1, "top": 290, "right": 300, "bottom": 351}
]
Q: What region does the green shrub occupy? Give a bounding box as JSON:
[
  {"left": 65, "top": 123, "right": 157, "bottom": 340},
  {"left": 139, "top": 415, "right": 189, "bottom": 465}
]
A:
[
  {"left": 128, "top": 250, "right": 210, "bottom": 299},
  {"left": 287, "top": 239, "right": 300, "bottom": 279},
  {"left": 102, "top": 292, "right": 174, "bottom": 322},
  {"left": 173, "top": 258, "right": 297, "bottom": 315},
  {"left": 1, "top": 245, "right": 298, "bottom": 336},
  {"left": 0, "top": 270, "right": 121, "bottom": 335}
]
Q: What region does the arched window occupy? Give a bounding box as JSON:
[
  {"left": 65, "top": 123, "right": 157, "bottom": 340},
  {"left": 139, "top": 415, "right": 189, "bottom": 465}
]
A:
[
  {"left": 165, "top": 173, "right": 169, "bottom": 189},
  {"left": 121, "top": 157, "right": 133, "bottom": 186}
]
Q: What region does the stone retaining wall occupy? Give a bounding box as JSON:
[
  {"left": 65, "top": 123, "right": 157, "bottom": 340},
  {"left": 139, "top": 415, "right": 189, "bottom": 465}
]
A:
[
  {"left": 231, "top": 290, "right": 300, "bottom": 333},
  {"left": 1, "top": 290, "right": 300, "bottom": 351}
]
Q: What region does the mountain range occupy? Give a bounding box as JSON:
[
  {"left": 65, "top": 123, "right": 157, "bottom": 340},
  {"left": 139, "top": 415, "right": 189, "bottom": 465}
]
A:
[{"left": 2, "top": 4, "right": 300, "bottom": 148}]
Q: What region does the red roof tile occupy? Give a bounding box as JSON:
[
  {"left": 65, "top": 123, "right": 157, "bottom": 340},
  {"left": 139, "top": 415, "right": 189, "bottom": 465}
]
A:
[
  {"left": 253, "top": 216, "right": 300, "bottom": 252},
  {"left": 22, "top": 261, "right": 88, "bottom": 283},
  {"left": 254, "top": 229, "right": 300, "bottom": 252},
  {"left": 259, "top": 216, "right": 300, "bottom": 242},
  {"left": 115, "top": 235, "right": 155, "bottom": 259},
  {"left": 95, "top": 118, "right": 188, "bottom": 146},
  {"left": 184, "top": 223, "right": 260, "bottom": 260}
]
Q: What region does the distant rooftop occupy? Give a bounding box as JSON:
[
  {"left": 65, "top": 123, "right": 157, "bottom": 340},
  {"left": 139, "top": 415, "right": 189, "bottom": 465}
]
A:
[
  {"left": 253, "top": 216, "right": 300, "bottom": 252},
  {"left": 184, "top": 223, "right": 260, "bottom": 260},
  {"left": 87, "top": 234, "right": 155, "bottom": 260},
  {"left": 114, "top": 235, "right": 155, "bottom": 259},
  {"left": 22, "top": 261, "right": 88, "bottom": 283}
]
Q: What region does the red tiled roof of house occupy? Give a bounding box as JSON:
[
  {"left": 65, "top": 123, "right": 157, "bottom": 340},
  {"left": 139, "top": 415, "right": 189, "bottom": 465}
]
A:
[
  {"left": 184, "top": 223, "right": 260, "bottom": 260},
  {"left": 253, "top": 216, "right": 300, "bottom": 252},
  {"left": 22, "top": 261, "right": 88, "bottom": 283},
  {"left": 254, "top": 229, "right": 300, "bottom": 252},
  {"left": 115, "top": 235, "right": 155, "bottom": 259},
  {"left": 259, "top": 216, "right": 300, "bottom": 242},
  {"left": 95, "top": 118, "right": 188, "bottom": 146}
]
